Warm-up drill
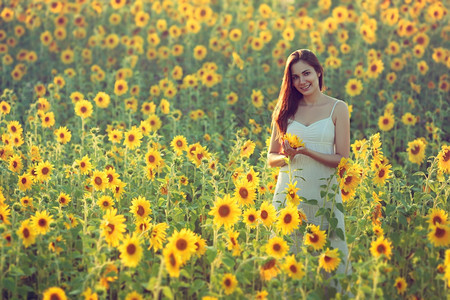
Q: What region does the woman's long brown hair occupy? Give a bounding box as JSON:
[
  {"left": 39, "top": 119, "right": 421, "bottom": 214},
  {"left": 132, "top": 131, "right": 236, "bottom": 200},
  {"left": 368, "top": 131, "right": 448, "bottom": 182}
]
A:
[{"left": 271, "top": 49, "right": 324, "bottom": 143}]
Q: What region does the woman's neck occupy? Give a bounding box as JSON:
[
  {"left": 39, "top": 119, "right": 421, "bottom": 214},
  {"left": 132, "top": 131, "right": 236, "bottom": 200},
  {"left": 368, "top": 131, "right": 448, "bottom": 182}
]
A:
[{"left": 301, "top": 91, "right": 324, "bottom": 106}]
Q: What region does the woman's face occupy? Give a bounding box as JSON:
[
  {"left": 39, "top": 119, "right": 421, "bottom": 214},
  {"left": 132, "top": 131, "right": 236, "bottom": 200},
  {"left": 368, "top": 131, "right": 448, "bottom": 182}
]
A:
[{"left": 290, "top": 60, "right": 321, "bottom": 96}]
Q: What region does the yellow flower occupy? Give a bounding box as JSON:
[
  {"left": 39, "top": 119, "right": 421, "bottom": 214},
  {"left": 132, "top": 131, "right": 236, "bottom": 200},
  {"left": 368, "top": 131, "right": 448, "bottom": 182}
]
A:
[
  {"left": 94, "top": 91, "right": 110, "bottom": 108},
  {"left": 209, "top": 194, "right": 241, "bottom": 229},
  {"left": 304, "top": 224, "right": 327, "bottom": 251},
  {"left": 221, "top": 273, "right": 238, "bottom": 295},
  {"left": 42, "top": 287, "right": 67, "bottom": 300},
  {"left": 226, "top": 229, "right": 242, "bottom": 256},
  {"left": 266, "top": 236, "right": 288, "bottom": 259},
  {"left": 54, "top": 127, "right": 71, "bottom": 144},
  {"left": 18, "top": 173, "right": 33, "bottom": 191},
  {"left": 370, "top": 236, "right": 392, "bottom": 260},
  {"left": 319, "top": 248, "right": 341, "bottom": 272},
  {"left": 75, "top": 155, "right": 92, "bottom": 175},
  {"left": 193, "top": 45, "right": 207, "bottom": 60},
  {"left": 243, "top": 207, "right": 259, "bottom": 228},
  {"left": 149, "top": 222, "right": 169, "bottom": 252},
  {"left": 378, "top": 113, "right": 395, "bottom": 131},
  {"left": 251, "top": 89, "right": 264, "bottom": 108},
  {"left": 101, "top": 208, "right": 127, "bottom": 247},
  {"left": 31, "top": 210, "right": 54, "bottom": 235},
  {"left": 276, "top": 204, "right": 300, "bottom": 235},
  {"left": 285, "top": 181, "right": 301, "bottom": 206},
  {"left": 74, "top": 100, "right": 93, "bottom": 119},
  {"left": 436, "top": 145, "right": 450, "bottom": 174},
  {"left": 394, "top": 277, "right": 407, "bottom": 295},
  {"left": 401, "top": 112, "right": 417, "bottom": 126},
  {"left": 41, "top": 111, "right": 55, "bottom": 128},
  {"left": 283, "top": 133, "right": 304, "bottom": 149},
  {"left": 118, "top": 233, "right": 143, "bottom": 268},
  {"left": 91, "top": 170, "right": 108, "bottom": 191},
  {"left": 98, "top": 195, "right": 115, "bottom": 211},
  {"left": 372, "top": 163, "right": 392, "bottom": 186},
  {"left": 163, "top": 247, "right": 182, "bottom": 277},
  {"left": 57, "top": 192, "right": 71, "bottom": 206},
  {"left": 240, "top": 140, "right": 256, "bottom": 158},
  {"left": 407, "top": 138, "right": 426, "bottom": 165},
  {"left": 17, "top": 219, "right": 37, "bottom": 248},
  {"left": 165, "top": 229, "right": 196, "bottom": 267},
  {"left": 428, "top": 223, "right": 450, "bottom": 247},
  {"left": 234, "top": 178, "right": 257, "bottom": 206},
  {"left": 171, "top": 135, "right": 188, "bottom": 155},
  {"left": 123, "top": 126, "right": 143, "bottom": 150},
  {"left": 0, "top": 205, "right": 11, "bottom": 225},
  {"left": 366, "top": 59, "right": 384, "bottom": 79},
  {"left": 114, "top": 79, "right": 128, "bottom": 96},
  {"left": 283, "top": 255, "right": 305, "bottom": 279},
  {"left": 36, "top": 160, "right": 53, "bottom": 182},
  {"left": 345, "top": 78, "right": 363, "bottom": 97},
  {"left": 130, "top": 196, "right": 152, "bottom": 220}
]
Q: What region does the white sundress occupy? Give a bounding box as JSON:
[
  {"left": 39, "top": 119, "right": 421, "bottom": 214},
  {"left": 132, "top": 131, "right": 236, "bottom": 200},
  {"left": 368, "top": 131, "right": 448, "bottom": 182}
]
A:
[{"left": 272, "top": 100, "right": 352, "bottom": 276}]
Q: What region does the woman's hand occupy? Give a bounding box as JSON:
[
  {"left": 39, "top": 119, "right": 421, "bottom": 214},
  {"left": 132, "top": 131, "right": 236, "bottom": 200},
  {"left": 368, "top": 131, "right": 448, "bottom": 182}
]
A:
[{"left": 283, "top": 140, "right": 307, "bottom": 160}]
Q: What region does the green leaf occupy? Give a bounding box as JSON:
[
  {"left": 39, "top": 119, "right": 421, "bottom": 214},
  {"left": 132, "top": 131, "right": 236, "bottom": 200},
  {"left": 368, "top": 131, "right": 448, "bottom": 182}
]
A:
[
  {"left": 385, "top": 204, "right": 395, "bottom": 216},
  {"left": 336, "top": 228, "right": 345, "bottom": 241},
  {"left": 206, "top": 247, "right": 217, "bottom": 264},
  {"left": 320, "top": 190, "right": 326, "bottom": 198},
  {"left": 347, "top": 234, "right": 356, "bottom": 244},
  {"left": 330, "top": 217, "right": 338, "bottom": 229},
  {"left": 305, "top": 199, "right": 318, "bottom": 205},
  {"left": 162, "top": 287, "right": 174, "bottom": 300},
  {"left": 336, "top": 203, "right": 344, "bottom": 213},
  {"left": 315, "top": 207, "right": 326, "bottom": 217},
  {"left": 398, "top": 214, "right": 408, "bottom": 227},
  {"left": 222, "top": 256, "right": 235, "bottom": 269}
]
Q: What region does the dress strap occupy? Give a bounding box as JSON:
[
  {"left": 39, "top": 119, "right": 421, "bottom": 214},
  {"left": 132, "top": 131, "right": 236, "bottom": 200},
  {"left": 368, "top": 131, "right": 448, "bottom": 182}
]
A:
[{"left": 329, "top": 100, "right": 340, "bottom": 118}]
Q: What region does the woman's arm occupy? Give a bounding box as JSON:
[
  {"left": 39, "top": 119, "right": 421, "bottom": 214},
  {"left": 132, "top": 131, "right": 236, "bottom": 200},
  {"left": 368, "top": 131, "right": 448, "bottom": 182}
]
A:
[
  {"left": 283, "top": 101, "right": 350, "bottom": 168},
  {"left": 267, "top": 124, "right": 289, "bottom": 168}
]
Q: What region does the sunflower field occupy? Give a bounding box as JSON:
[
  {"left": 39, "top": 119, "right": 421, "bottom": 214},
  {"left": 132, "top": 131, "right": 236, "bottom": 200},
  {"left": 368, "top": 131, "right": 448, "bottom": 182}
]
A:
[{"left": 0, "top": 0, "right": 449, "bottom": 299}]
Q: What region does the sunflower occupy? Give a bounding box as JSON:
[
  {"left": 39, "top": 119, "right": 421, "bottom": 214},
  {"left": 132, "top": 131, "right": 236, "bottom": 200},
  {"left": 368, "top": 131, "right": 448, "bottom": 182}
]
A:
[
  {"left": 31, "top": 210, "right": 54, "bottom": 235},
  {"left": 372, "top": 163, "right": 392, "bottom": 186},
  {"left": 101, "top": 208, "right": 127, "bottom": 247},
  {"left": 436, "top": 145, "right": 450, "bottom": 174},
  {"left": 260, "top": 258, "right": 281, "bottom": 281},
  {"left": 258, "top": 202, "right": 277, "bottom": 227},
  {"left": 339, "top": 166, "right": 361, "bottom": 193},
  {"left": 193, "top": 233, "right": 207, "bottom": 257},
  {"left": 266, "top": 236, "right": 288, "bottom": 259},
  {"left": 304, "top": 224, "right": 327, "bottom": 251},
  {"left": 8, "top": 154, "right": 22, "bottom": 173},
  {"left": 234, "top": 178, "right": 257, "bottom": 206},
  {"left": 0, "top": 205, "right": 11, "bottom": 225},
  {"left": 221, "top": 273, "right": 238, "bottom": 295},
  {"left": 0, "top": 101, "right": 11, "bottom": 115},
  {"left": 7, "top": 120, "right": 23, "bottom": 135},
  {"left": 20, "top": 196, "right": 33, "bottom": 208},
  {"left": 171, "top": 135, "right": 188, "bottom": 155},
  {"left": 370, "top": 236, "right": 392, "bottom": 260},
  {"left": 36, "top": 160, "right": 53, "bottom": 182},
  {"left": 112, "top": 180, "right": 127, "bottom": 199},
  {"left": 319, "top": 248, "right": 341, "bottom": 272},
  {"left": 118, "top": 233, "right": 143, "bottom": 268},
  {"left": 149, "top": 222, "right": 169, "bottom": 252},
  {"left": 240, "top": 140, "right": 256, "bottom": 158},
  {"left": 54, "top": 127, "right": 71, "bottom": 144},
  {"left": 42, "top": 287, "right": 67, "bottom": 300},
  {"left": 276, "top": 204, "right": 300, "bottom": 235},
  {"left": 75, "top": 155, "right": 92, "bottom": 175},
  {"left": 378, "top": 113, "right": 395, "bottom": 131},
  {"left": 125, "top": 291, "right": 143, "bottom": 300},
  {"left": 91, "top": 170, "right": 108, "bottom": 191},
  {"left": 193, "top": 45, "right": 207, "bottom": 60},
  {"left": 145, "top": 148, "right": 162, "bottom": 170},
  {"left": 163, "top": 247, "right": 182, "bottom": 277},
  {"left": 57, "top": 192, "right": 71, "bottom": 206},
  {"left": 15, "top": 170, "right": 30, "bottom": 191},
  {"left": 226, "top": 229, "right": 242, "bottom": 256},
  {"left": 401, "top": 112, "right": 417, "bottom": 126},
  {"left": 285, "top": 181, "right": 301, "bottom": 206},
  {"left": 130, "top": 196, "right": 152, "bottom": 220},
  {"left": 427, "top": 208, "right": 448, "bottom": 227},
  {"left": 105, "top": 167, "right": 120, "bottom": 189},
  {"left": 94, "top": 91, "right": 110, "bottom": 108},
  {"left": 166, "top": 228, "right": 197, "bottom": 263},
  {"left": 407, "top": 139, "right": 426, "bottom": 165},
  {"left": 394, "top": 277, "right": 407, "bottom": 295},
  {"left": 64, "top": 214, "right": 79, "bottom": 229},
  {"left": 243, "top": 207, "right": 259, "bottom": 228},
  {"left": 147, "top": 114, "right": 162, "bottom": 131},
  {"left": 283, "top": 255, "right": 305, "bottom": 279},
  {"left": 74, "top": 100, "right": 93, "bottom": 119},
  {"left": 17, "top": 219, "right": 37, "bottom": 248},
  {"left": 108, "top": 129, "right": 123, "bottom": 144},
  {"left": 114, "top": 79, "right": 128, "bottom": 96},
  {"left": 428, "top": 223, "right": 450, "bottom": 247},
  {"left": 209, "top": 194, "right": 241, "bottom": 229},
  {"left": 41, "top": 112, "right": 55, "bottom": 128},
  {"left": 372, "top": 224, "right": 384, "bottom": 237},
  {"left": 123, "top": 126, "right": 143, "bottom": 150},
  {"left": 244, "top": 167, "right": 260, "bottom": 188},
  {"left": 345, "top": 78, "right": 363, "bottom": 97},
  {"left": 283, "top": 133, "right": 304, "bottom": 149}
]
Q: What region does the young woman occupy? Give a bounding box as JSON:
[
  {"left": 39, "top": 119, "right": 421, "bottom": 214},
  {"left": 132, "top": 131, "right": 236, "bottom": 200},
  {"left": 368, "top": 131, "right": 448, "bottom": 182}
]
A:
[{"left": 268, "top": 49, "right": 352, "bottom": 278}]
